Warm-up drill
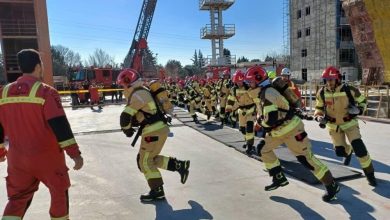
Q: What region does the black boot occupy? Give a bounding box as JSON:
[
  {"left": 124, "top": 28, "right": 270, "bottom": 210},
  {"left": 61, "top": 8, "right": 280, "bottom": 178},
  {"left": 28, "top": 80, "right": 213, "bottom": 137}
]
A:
[
  {"left": 343, "top": 150, "right": 353, "bottom": 166},
  {"left": 168, "top": 158, "right": 190, "bottom": 184},
  {"left": 192, "top": 115, "right": 199, "bottom": 124},
  {"left": 322, "top": 181, "right": 340, "bottom": 202},
  {"left": 364, "top": 171, "right": 377, "bottom": 186},
  {"left": 206, "top": 111, "right": 211, "bottom": 120},
  {"left": 265, "top": 166, "right": 289, "bottom": 191},
  {"left": 140, "top": 185, "right": 165, "bottom": 202},
  {"left": 246, "top": 145, "right": 254, "bottom": 156},
  {"left": 220, "top": 118, "right": 225, "bottom": 126}
]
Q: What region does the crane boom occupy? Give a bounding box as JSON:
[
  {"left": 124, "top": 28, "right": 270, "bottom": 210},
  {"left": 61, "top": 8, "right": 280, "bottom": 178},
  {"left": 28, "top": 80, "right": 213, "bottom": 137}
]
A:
[{"left": 124, "top": 0, "right": 157, "bottom": 74}]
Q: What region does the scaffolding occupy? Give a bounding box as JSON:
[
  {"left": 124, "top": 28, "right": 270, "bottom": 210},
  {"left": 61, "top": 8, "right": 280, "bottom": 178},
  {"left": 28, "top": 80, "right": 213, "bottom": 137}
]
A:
[
  {"left": 199, "top": 0, "right": 236, "bottom": 67},
  {"left": 282, "top": 0, "right": 290, "bottom": 66}
]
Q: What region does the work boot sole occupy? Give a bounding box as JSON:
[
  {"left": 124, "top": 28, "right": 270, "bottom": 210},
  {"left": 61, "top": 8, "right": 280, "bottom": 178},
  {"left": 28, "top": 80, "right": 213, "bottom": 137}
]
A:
[
  {"left": 140, "top": 195, "right": 166, "bottom": 202},
  {"left": 180, "top": 161, "right": 190, "bottom": 184},
  {"left": 264, "top": 180, "right": 289, "bottom": 191}
]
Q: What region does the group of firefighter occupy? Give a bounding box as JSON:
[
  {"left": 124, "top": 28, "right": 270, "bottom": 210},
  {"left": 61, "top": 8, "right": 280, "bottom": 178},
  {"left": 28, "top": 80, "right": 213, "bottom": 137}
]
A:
[
  {"left": 0, "top": 48, "right": 378, "bottom": 219},
  {"left": 161, "top": 65, "right": 377, "bottom": 202}
]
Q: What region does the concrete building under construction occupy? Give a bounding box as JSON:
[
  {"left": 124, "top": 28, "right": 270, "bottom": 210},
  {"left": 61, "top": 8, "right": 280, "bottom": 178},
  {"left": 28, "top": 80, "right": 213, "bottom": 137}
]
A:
[
  {"left": 0, "top": 0, "right": 52, "bottom": 84},
  {"left": 290, "top": 0, "right": 359, "bottom": 82}
]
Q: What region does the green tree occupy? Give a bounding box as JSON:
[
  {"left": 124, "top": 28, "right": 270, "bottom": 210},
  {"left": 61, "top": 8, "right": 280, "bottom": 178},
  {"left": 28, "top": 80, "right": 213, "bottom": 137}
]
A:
[
  {"left": 143, "top": 46, "right": 157, "bottom": 72},
  {"left": 264, "top": 55, "right": 273, "bottom": 62},
  {"left": 51, "top": 46, "right": 67, "bottom": 76},
  {"left": 198, "top": 50, "right": 204, "bottom": 68},
  {"left": 223, "top": 48, "right": 231, "bottom": 56},
  {"left": 251, "top": 59, "right": 261, "bottom": 62},
  {"left": 237, "top": 56, "right": 249, "bottom": 63},
  {"left": 191, "top": 50, "right": 199, "bottom": 67}
]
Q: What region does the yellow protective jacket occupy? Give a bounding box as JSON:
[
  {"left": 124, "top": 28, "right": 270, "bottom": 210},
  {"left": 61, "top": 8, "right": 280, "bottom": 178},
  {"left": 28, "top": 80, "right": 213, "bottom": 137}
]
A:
[
  {"left": 226, "top": 84, "right": 255, "bottom": 113},
  {"left": 314, "top": 84, "right": 367, "bottom": 130},
  {"left": 202, "top": 85, "right": 212, "bottom": 99},
  {"left": 121, "top": 81, "right": 167, "bottom": 135},
  {"left": 247, "top": 87, "right": 261, "bottom": 114},
  {"left": 260, "top": 86, "right": 301, "bottom": 137},
  {"left": 218, "top": 79, "right": 231, "bottom": 99}
]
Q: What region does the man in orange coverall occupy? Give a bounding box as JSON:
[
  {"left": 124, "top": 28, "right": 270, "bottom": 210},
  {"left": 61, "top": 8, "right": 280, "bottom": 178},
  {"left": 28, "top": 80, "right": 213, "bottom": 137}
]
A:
[{"left": 0, "top": 49, "right": 83, "bottom": 220}]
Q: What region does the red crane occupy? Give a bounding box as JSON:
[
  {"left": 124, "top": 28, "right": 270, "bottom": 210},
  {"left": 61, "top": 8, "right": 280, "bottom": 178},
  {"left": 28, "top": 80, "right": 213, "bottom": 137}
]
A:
[{"left": 123, "top": 0, "right": 157, "bottom": 75}]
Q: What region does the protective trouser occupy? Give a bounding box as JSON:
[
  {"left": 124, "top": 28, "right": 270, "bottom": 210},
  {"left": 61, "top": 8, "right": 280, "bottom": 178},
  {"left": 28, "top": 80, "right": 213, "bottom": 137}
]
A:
[
  {"left": 189, "top": 99, "right": 201, "bottom": 117},
  {"left": 138, "top": 126, "right": 171, "bottom": 190},
  {"left": 204, "top": 98, "right": 213, "bottom": 114},
  {"left": 219, "top": 96, "right": 228, "bottom": 120},
  {"left": 329, "top": 123, "right": 373, "bottom": 170},
  {"left": 261, "top": 121, "right": 329, "bottom": 181},
  {"left": 3, "top": 162, "right": 70, "bottom": 220},
  {"left": 238, "top": 108, "right": 255, "bottom": 146}
]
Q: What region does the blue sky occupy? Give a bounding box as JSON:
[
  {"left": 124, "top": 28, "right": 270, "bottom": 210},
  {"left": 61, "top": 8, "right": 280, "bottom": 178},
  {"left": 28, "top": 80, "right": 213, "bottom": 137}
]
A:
[{"left": 47, "top": 0, "right": 284, "bottom": 66}]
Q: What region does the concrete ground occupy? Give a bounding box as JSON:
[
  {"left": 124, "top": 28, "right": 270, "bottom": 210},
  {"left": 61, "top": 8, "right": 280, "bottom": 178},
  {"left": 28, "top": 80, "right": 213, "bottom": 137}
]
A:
[{"left": 1, "top": 105, "right": 389, "bottom": 220}]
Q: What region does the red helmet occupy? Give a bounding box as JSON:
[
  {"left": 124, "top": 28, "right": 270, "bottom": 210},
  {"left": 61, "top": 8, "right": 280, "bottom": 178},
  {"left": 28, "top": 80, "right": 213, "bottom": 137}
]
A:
[
  {"left": 191, "top": 75, "right": 198, "bottom": 82},
  {"left": 223, "top": 69, "right": 231, "bottom": 77},
  {"left": 199, "top": 78, "right": 206, "bottom": 86},
  {"left": 232, "top": 70, "right": 245, "bottom": 83},
  {"left": 178, "top": 80, "right": 185, "bottom": 88},
  {"left": 245, "top": 66, "right": 268, "bottom": 84},
  {"left": 322, "top": 66, "right": 341, "bottom": 81},
  {"left": 117, "top": 68, "right": 139, "bottom": 86}
]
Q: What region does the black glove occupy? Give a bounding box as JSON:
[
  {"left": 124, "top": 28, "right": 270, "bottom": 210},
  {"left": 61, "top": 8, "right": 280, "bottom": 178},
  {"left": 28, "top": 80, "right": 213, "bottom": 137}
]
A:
[
  {"left": 120, "top": 112, "right": 135, "bottom": 137},
  {"left": 358, "top": 106, "right": 364, "bottom": 115},
  {"left": 122, "top": 128, "right": 135, "bottom": 137},
  {"left": 256, "top": 139, "right": 266, "bottom": 157}
]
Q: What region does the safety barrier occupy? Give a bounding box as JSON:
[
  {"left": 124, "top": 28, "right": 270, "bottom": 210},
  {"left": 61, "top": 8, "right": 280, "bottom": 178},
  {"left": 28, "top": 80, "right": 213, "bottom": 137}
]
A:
[
  {"left": 297, "top": 82, "right": 390, "bottom": 118},
  {"left": 58, "top": 88, "right": 124, "bottom": 95}
]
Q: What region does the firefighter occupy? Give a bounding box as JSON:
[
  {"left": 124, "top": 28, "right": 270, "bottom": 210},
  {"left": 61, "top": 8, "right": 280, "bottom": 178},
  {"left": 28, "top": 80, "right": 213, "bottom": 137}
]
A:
[
  {"left": 226, "top": 70, "right": 256, "bottom": 155},
  {"left": 117, "top": 68, "right": 190, "bottom": 202},
  {"left": 187, "top": 76, "right": 202, "bottom": 123},
  {"left": 89, "top": 82, "right": 102, "bottom": 110},
  {"left": 280, "top": 68, "right": 304, "bottom": 108},
  {"left": 201, "top": 78, "right": 213, "bottom": 120},
  {"left": 246, "top": 66, "right": 340, "bottom": 202},
  {"left": 217, "top": 70, "right": 232, "bottom": 126},
  {"left": 314, "top": 66, "right": 376, "bottom": 186},
  {"left": 0, "top": 49, "right": 83, "bottom": 219},
  {"left": 177, "top": 80, "right": 186, "bottom": 108}
]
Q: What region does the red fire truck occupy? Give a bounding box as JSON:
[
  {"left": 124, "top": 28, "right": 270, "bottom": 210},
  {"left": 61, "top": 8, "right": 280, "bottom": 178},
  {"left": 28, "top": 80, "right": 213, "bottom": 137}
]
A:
[{"left": 68, "top": 67, "right": 121, "bottom": 88}]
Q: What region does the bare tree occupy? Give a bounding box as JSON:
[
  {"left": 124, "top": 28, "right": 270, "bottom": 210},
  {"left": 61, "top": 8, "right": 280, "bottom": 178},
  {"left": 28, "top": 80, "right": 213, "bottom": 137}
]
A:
[
  {"left": 52, "top": 45, "right": 81, "bottom": 67},
  {"left": 86, "top": 49, "right": 116, "bottom": 67}
]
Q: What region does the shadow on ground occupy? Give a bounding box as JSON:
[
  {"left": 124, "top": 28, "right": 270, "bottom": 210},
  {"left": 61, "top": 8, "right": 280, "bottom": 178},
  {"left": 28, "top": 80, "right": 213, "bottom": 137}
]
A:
[
  {"left": 144, "top": 199, "right": 213, "bottom": 220},
  {"left": 311, "top": 139, "right": 390, "bottom": 174}
]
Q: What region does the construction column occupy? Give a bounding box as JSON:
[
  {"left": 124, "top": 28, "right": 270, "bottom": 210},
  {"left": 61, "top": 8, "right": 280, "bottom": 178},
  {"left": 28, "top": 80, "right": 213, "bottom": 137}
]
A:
[{"left": 0, "top": 0, "right": 53, "bottom": 84}]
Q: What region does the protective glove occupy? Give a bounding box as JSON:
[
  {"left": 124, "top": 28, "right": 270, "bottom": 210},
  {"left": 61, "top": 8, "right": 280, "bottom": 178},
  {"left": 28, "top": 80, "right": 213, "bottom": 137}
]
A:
[
  {"left": 122, "top": 127, "right": 135, "bottom": 137},
  {"left": 256, "top": 139, "right": 266, "bottom": 157},
  {"left": 358, "top": 106, "right": 364, "bottom": 115}
]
